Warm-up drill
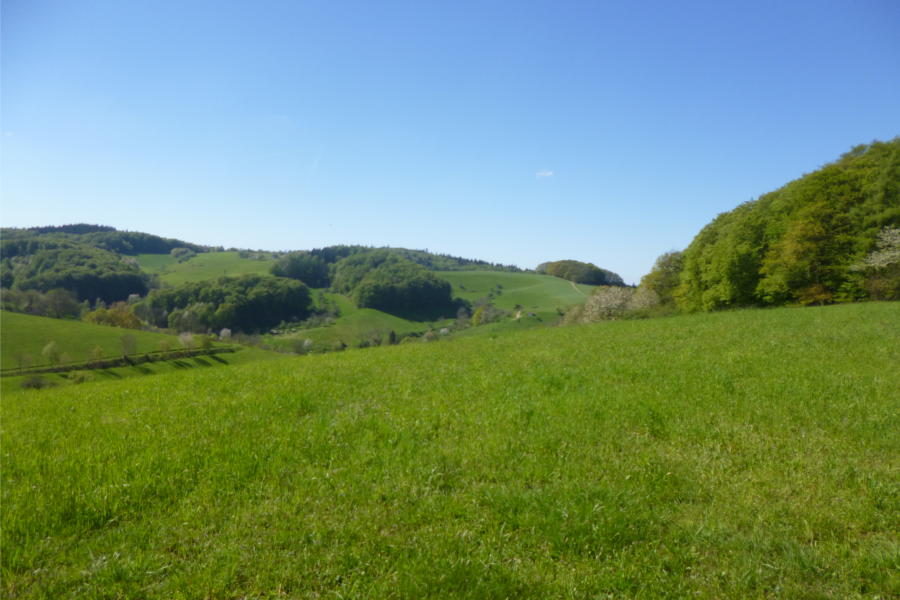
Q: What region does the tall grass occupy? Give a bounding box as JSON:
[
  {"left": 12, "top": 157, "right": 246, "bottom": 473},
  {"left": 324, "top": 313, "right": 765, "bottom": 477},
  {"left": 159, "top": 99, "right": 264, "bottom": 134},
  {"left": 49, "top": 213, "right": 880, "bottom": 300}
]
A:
[{"left": 2, "top": 303, "right": 898, "bottom": 598}]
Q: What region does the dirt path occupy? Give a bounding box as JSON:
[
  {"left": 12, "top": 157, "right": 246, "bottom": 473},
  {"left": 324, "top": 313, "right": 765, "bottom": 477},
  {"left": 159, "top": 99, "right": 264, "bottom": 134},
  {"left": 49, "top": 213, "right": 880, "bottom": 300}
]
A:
[{"left": 570, "top": 280, "right": 587, "bottom": 296}]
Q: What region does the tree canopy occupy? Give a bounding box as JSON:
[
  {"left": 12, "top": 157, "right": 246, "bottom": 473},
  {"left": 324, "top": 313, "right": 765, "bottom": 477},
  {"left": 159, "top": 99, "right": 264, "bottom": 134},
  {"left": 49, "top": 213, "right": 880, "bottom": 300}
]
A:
[
  {"left": 675, "top": 139, "right": 899, "bottom": 310},
  {"left": 138, "top": 275, "right": 312, "bottom": 333},
  {"left": 270, "top": 252, "right": 330, "bottom": 287},
  {"left": 2, "top": 245, "right": 151, "bottom": 304},
  {"left": 331, "top": 250, "right": 454, "bottom": 314},
  {"left": 536, "top": 260, "right": 625, "bottom": 286}
]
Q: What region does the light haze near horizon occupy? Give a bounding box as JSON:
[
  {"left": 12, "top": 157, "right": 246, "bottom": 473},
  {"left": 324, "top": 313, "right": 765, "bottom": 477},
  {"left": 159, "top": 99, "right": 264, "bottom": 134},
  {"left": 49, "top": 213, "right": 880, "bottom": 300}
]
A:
[{"left": 2, "top": 0, "right": 899, "bottom": 284}]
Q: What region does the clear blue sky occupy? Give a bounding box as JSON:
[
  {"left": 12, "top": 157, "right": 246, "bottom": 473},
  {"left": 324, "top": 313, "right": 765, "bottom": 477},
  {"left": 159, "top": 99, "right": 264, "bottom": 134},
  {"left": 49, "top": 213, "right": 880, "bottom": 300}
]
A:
[{"left": 2, "top": 0, "right": 898, "bottom": 283}]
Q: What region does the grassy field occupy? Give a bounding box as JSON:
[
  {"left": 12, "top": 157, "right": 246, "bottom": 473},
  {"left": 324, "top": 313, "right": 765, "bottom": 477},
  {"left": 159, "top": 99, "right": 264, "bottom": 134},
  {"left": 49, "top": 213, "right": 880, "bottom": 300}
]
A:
[
  {"left": 0, "top": 311, "right": 181, "bottom": 369},
  {"left": 3, "top": 302, "right": 898, "bottom": 598},
  {"left": 0, "top": 344, "right": 283, "bottom": 396},
  {"left": 0, "top": 311, "right": 283, "bottom": 395},
  {"left": 265, "top": 294, "right": 433, "bottom": 351},
  {"left": 266, "top": 271, "right": 593, "bottom": 350},
  {"left": 137, "top": 251, "right": 276, "bottom": 285},
  {"left": 441, "top": 270, "right": 594, "bottom": 318}
]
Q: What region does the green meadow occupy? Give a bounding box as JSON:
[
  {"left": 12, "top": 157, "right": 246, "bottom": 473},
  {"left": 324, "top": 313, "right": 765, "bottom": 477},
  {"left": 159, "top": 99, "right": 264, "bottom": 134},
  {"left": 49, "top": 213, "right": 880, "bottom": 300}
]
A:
[
  {"left": 266, "top": 272, "right": 590, "bottom": 350},
  {"left": 0, "top": 311, "right": 180, "bottom": 368},
  {"left": 265, "top": 294, "right": 430, "bottom": 351},
  {"left": 3, "top": 302, "right": 898, "bottom": 598},
  {"left": 0, "top": 311, "right": 283, "bottom": 395},
  {"left": 442, "top": 270, "right": 595, "bottom": 318},
  {"left": 137, "top": 251, "right": 276, "bottom": 285}
]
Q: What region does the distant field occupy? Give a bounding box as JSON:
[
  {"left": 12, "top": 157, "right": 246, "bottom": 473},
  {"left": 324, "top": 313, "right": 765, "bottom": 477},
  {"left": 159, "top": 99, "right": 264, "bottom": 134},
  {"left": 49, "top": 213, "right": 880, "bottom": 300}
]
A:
[
  {"left": 0, "top": 311, "right": 179, "bottom": 368},
  {"left": 441, "top": 270, "right": 594, "bottom": 318},
  {"left": 4, "top": 302, "right": 897, "bottom": 598},
  {"left": 137, "top": 251, "right": 276, "bottom": 284},
  {"left": 265, "top": 292, "right": 434, "bottom": 351},
  {"left": 0, "top": 311, "right": 284, "bottom": 394},
  {"left": 265, "top": 272, "right": 600, "bottom": 350}
]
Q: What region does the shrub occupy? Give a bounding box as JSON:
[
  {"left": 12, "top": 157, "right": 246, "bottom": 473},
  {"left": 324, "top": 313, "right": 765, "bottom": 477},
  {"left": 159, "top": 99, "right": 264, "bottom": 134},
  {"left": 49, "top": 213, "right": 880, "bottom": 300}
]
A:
[{"left": 20, "top": 375, "right": 56, "bottom": 390}]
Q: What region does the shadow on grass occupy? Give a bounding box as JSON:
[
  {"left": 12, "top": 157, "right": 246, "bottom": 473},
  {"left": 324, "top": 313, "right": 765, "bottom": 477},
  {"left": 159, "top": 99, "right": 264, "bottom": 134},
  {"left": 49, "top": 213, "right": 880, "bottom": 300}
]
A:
[
  {"left": 193, "top": 357, "right": 212, "bottom": 367},
  {"left": 209, "top": 355, "right": 228, "bottom": 364},
  {"left": 131, "top": 365, "right": 153, "bottom": 374},
  {"left": 386, "top": 299, "right": 469, "bottom": 322},
  {"left": 99, "top": 370, "right": 122, "bottom": 378}
]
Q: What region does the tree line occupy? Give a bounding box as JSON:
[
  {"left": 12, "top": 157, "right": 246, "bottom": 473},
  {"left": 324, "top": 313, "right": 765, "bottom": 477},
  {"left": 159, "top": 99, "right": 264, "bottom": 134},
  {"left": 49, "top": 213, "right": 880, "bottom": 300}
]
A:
[
  {"left": 536, "top": 260, "right": 625, "bottom": 286},
  {"left": 570, "top": 139, "right": 900, "bottom": 324}
]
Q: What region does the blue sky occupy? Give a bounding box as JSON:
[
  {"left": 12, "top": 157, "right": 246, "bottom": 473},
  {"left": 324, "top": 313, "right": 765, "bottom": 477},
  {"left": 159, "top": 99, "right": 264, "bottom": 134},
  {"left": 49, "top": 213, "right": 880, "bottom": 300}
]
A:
[{"left": 2, "top": 0, "right": 898, "bottom": 283}]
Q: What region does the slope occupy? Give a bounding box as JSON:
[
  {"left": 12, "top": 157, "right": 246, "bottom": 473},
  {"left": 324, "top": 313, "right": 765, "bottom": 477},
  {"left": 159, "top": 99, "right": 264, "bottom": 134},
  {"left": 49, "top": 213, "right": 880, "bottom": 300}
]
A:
[
  {"left": 5, "top": 302, "right": 896, "bottom": 598},
  {"left": 137, "top": 251, "right": 276, "bottom": 285},
  {"left": 441, "top": 270, "right": 595, "bottom": 316},
  {"left": 0, "top": 310, "right": 180, "bottom": 369}
]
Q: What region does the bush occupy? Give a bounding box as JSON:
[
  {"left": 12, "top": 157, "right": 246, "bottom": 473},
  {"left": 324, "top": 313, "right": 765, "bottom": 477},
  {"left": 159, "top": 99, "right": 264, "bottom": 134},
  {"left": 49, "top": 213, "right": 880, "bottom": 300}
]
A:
[{"left": 20, "top": 375, "right": 56, "bottom": 390}]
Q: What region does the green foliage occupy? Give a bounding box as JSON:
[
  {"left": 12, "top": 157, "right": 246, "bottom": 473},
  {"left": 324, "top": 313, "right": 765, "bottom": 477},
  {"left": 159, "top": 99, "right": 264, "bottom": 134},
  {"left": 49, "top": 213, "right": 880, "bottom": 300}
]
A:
[
  {"left": 638, "top": 251, "right": 684, "bottom": 307},
  {"left": 385, "top": 247, "right": 521, "bottom": 272},
  {"left": 2, "top": 244, "right": 151, "bottom": 304},
  {"left": 83, "top": 302, "right": 143, "bottom": 329},
  {"left": 853, "top": 226, "right": 900, "bottom": 300},
  {"left": 354, "top": 262, "right": 452, "bottom": 314},
  {"left": 305, "top": 244, "right": 521, "bottom": 272},
  {"left": 141, "top": 275, "right": 312, "bottom": 333},
  {"left": 2, "top": 303, "right": 898, "bottom": 598},
  {"left": 676, "top": 139, "right": 900, "bottom": 310},
  {"left": 537, "top": 259, "right": 625, "bottom": 285},
  {"left": 331, "top": 251, "right": 453, "bottom": 315},
  {"left": 470, "top": 302, "right": 507, "bottom": 326},
  {"left": 271, "top": 251, "right": 330, "bottom": 287},
  {"left": 0, "top": 288, "right": 83, "bottom": 319},
  {"left": 563, "top": 285, "right": 656, "bottom": 323},
  {"left": 169, "top": 247, "right": 197, "bottom": 262},
  {"left": 1, "top": 224, "right": 207, "bottom": 257},
  {"left": 41, "top": 341, "right": 61, "bottom": 366}
]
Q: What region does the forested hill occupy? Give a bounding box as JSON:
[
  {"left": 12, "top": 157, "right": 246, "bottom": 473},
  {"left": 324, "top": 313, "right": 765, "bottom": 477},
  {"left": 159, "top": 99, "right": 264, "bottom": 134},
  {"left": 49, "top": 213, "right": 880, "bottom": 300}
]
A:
[
  {"left": 0, "top": 226, "right": 212, "bottom": 305},
  {"left": 0, "top": 225, "right": 210, "bottom": 258},
  {"left": 673, "top": 139, "right": 899, "bottom": 310}
]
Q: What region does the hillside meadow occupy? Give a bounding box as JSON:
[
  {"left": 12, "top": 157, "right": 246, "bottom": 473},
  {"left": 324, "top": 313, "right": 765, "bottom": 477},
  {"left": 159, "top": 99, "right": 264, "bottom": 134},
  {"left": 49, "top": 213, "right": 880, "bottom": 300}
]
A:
[
  {"left": 0, "top": 311, "right": 283, "bottom": 395},
  {"left": 2, "top": 302, "right": 898, "bottom": 598},
  {"left": 137, "top": 251, "right": 276, "bottom": 285},
  {"left": 442, "top": 270, "right": 594, "bottom": 318},
  {"left": 264, "top": 271, "right": 591, "bottom": 350},
  {"left": 0, "top": 311, "right": 180, "bottom": 368}
]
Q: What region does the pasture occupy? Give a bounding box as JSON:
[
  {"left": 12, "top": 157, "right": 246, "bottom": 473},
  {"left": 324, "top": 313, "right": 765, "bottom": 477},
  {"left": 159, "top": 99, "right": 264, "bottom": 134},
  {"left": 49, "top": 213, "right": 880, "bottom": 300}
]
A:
[
  {"left": 0, "top": 311, "right": 282, "bottom": 394},
  {"left": 2, "top": 302, "right": 898, "bottom": 598},
  {"left": 137, "top": 251, "right": 276, "bottom": 285},
  {"left": 441, "top": 270, "right": 595, "bottom": 319},
  {"left": 0, "top": 311, "right": 179, "bottom": 369}
]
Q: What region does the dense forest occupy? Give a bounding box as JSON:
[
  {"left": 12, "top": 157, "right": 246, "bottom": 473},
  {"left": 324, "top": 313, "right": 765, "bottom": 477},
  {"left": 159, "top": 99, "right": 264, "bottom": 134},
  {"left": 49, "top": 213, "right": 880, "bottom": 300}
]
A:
[
  {"left": 565, "top": 140, "right": 899, "bottom": 325},
  {"left": 1, "top": 244, "right": 151, "bottom": 304},
  {"left": 137, "top": 275, "right": 312, "bottom": 333},
  {"left": 1, "top": 225, "right": 208, "bottom": 257},
  {"left": 0, "top": 226, "right": 210, "bottom": 304},
  {"left": 672, "top": 139, "right": 898, "bottom": 310},
  {"left": 272, "top": 245, "right": 521, "bottom": 289},
  {"left": 330, "top": 250, "right": 454, "bottom": 314}
]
